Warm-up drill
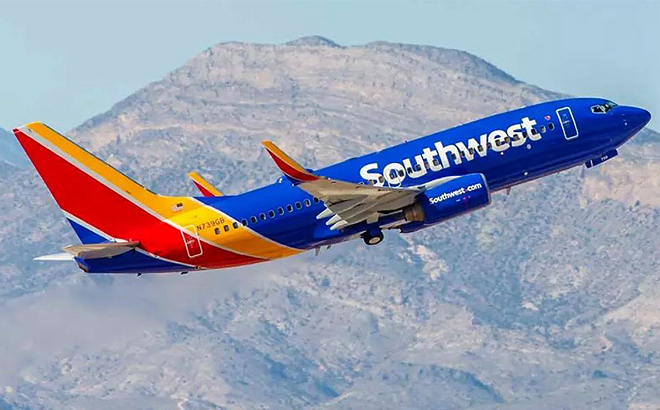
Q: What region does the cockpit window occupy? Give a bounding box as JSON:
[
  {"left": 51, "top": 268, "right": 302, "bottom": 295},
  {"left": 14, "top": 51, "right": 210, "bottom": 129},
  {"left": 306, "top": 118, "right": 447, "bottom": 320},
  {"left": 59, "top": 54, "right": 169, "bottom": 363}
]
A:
[{"left": 591, "top": 101, "right": 618, "bottom": 114}]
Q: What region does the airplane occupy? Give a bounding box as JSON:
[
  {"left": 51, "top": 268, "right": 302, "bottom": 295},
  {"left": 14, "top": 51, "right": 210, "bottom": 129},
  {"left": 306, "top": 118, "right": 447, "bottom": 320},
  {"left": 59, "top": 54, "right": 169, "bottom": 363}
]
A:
[{"left": 12, "top": 97, "right": 651, "bottom": 274}]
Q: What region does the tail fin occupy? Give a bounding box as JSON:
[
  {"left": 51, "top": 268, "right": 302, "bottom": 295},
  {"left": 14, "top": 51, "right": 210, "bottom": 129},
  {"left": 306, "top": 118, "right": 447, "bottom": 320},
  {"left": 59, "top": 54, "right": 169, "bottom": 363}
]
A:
[
  {"left": 14, "top": 122, "right": 273, "bottom": 272},
  {"left": 13, "top": 122, "right": 175, "bottom": 244}
]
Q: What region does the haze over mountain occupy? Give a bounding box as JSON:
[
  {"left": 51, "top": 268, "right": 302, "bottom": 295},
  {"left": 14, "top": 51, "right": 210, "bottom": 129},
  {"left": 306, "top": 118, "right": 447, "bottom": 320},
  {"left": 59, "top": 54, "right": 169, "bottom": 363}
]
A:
[
  {"left": 0, "top": 127, "right": 27, "bottom": 168},
  {"left": 1, "top": 36, "right": 659, "bottom": 410}
]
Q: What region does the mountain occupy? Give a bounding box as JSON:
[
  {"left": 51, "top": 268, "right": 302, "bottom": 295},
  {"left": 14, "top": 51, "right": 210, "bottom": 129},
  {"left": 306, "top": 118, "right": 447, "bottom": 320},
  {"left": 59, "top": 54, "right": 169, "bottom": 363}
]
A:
[
  {"left": 1, "top": 37, "right": 659, "bottom": 410},
  {"left": 0, "top": 127, "right": 28, "bottom": 168}
]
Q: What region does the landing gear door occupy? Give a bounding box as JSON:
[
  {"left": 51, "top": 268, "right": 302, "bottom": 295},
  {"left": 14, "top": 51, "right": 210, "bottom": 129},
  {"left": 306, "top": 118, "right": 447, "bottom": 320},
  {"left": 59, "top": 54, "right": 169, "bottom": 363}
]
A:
[
  {"left": 557, "top": 107, "right": 579, "bottom": 140},
  {"left": 181, "top": 225, "right": 203, "bottom": 258}
]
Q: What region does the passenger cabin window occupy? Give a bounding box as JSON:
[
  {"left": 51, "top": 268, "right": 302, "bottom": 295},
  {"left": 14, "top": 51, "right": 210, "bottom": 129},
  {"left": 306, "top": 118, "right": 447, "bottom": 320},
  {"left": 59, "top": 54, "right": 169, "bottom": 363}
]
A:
[
  {"left": 260, "top": 213, "right": 266, "bottom": 221},
  {"left": 241, "top": 219, "right": 248, "bottom": 226},
  {"left": 214, "top": 227, "right": 220, "bottom": 235},
  {"left": 548, "top": 122, "right": 555, "bottom": 131},
  {"left": 268, "top": 210, "right": 275, "bottom": 218},
  {"left": 540, "top": 125, "right": 547, "bottom": 133},
  {"left": 304, "top": 199, "right": 311, "bottom": 207},
  {"left": 287, "top": 204, "right": 293, "bottom": 212},
  {"left": 233, "top": 222, "right": 238, "bottom": 229},
  {"left": 251, "top": 216, "right": 258, "bottom": 224},
  {"left": 278, "top": 207, "right": 284, "bottom": 215},
  {"left": 224, "top": 225, "right": 230, "bottom": 232},
  {"left": 295, "top": 202, "right": 302, "bottom": 209},
  {"left": 313, "top": 197, "right": 320, "bottom": 203}
]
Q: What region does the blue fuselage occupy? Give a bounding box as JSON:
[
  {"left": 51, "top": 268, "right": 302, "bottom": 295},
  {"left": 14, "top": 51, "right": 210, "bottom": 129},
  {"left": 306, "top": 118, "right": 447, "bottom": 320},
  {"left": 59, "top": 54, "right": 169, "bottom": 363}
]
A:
[
  {"left": 19, "top": 97, "right": 651, "bottom": 274},
  {"left": 200, "top": 97, "right": 650, "bottom": 251}
]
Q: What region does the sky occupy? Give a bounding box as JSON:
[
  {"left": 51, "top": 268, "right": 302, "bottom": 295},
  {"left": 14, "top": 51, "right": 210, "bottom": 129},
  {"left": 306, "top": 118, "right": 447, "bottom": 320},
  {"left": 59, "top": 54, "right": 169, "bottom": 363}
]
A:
[{"left": 0, "top": 0, "right": 658, "bottom": 132}]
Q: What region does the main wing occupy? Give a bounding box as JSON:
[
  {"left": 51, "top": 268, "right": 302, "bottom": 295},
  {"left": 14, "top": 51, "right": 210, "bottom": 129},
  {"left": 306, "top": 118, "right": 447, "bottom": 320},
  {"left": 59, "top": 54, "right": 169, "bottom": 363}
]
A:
[{"left": 262, "top": 140, "right": 425, "bottom": 230}]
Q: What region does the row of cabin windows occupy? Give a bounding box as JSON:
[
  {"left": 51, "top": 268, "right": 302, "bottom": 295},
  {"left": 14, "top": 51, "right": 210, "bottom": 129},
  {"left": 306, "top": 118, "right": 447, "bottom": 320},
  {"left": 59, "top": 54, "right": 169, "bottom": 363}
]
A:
[
  {"left": 376, "top": 122, "right": 558, "bottom": 180},
  {"left": 214, "top": 197, "right": 321, "bottom": 235}
]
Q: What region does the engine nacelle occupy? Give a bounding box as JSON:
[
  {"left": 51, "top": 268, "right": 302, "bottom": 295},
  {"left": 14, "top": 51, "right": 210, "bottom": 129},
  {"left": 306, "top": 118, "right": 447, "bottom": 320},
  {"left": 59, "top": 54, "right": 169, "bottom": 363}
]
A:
[{"left": 403, "top": 173, "right": 491, "bottom": 225}]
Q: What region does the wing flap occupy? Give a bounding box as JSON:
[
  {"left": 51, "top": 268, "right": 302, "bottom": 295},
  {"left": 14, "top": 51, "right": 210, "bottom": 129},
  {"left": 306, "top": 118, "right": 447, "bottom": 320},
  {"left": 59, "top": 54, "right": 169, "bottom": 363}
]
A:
[{"left": 300, "top": 178, "right": 411, "bottom": 203}]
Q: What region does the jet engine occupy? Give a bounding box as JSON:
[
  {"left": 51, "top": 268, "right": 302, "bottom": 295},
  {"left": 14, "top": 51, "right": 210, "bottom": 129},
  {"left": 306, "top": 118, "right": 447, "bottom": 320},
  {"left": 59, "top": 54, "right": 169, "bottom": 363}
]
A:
[{"left": 403, "top": 173, "right": 491, "bottom": 226}]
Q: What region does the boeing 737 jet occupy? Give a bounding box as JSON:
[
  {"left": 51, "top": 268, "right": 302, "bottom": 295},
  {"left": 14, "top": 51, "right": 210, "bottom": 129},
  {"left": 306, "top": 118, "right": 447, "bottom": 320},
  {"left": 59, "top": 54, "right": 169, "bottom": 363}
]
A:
[{"left": 13, "top": 98, "right": 651, "bottom": 274}]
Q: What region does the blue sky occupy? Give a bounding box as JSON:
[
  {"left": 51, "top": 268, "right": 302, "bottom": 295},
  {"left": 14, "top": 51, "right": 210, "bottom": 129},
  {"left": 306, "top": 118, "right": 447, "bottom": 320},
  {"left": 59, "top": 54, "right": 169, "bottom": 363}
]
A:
[{"left": 1, "top": 1, "right": 658, "bottom": 132}]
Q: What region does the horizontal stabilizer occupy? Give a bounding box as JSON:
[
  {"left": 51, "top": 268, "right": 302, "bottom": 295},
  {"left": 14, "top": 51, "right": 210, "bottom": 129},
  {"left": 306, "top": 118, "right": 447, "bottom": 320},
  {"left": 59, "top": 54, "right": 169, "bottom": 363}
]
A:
[
  {"left": 63, "top": 241, "right": 140, "bottom": 259},
  {"left": 34, "top": 252, "right": 75, "bottom": 261},
  {"left": 188, "top": 171, "right": 223, "bottom": 197}
]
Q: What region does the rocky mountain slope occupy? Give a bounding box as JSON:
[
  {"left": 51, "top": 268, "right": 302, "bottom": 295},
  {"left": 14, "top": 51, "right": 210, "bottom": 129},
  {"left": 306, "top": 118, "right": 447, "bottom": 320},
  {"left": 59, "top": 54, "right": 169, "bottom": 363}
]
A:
[{"left": 1, "top": 36, "right": 659, "bottom": 410}]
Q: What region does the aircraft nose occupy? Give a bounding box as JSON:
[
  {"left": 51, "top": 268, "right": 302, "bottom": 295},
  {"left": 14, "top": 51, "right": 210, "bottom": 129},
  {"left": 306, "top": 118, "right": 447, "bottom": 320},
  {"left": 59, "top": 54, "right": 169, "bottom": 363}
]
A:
[{"left": 620, "top": 106, "right": 652, "bottom": 130}]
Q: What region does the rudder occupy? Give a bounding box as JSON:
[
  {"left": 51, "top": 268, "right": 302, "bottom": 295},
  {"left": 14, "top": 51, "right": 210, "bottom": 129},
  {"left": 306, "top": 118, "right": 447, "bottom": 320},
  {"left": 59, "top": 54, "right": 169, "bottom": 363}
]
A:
[{"left": 14, "top": 122, "right": 166, "bottom": 244}]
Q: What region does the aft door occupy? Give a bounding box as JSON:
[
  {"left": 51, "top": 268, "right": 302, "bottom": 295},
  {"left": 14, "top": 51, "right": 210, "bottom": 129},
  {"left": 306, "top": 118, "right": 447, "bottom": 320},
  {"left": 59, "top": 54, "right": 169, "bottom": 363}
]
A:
[
  {"left": 181, "top": 225, "right": 203, "bottom": 258},
  {"left": 557, "top": 107, "right": 579, "bottom": 140}
]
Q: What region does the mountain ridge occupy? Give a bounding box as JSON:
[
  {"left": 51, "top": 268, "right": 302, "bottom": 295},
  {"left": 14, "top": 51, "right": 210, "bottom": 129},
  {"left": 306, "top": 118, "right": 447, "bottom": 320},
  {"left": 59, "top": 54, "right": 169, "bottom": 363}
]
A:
[
  {"left": 285, "top": 35, "right": 342, "bottom": 48},
  {"left": 0, "top": 38, "right": 659, "bottom": 409}
]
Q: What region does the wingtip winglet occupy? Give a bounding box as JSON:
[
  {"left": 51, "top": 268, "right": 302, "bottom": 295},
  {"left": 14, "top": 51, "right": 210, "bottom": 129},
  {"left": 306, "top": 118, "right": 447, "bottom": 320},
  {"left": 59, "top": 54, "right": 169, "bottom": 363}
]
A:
[
  {"left": 262, "top": 140, "right": 319, "bottom": 183},
  {"left": 187, "top": 171, "right": 223, "bottom": 197}
]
